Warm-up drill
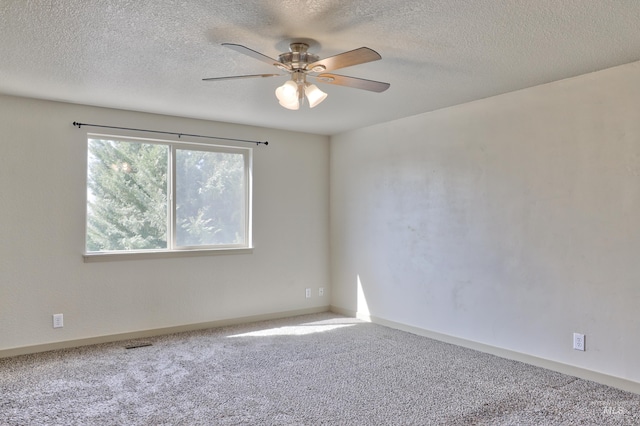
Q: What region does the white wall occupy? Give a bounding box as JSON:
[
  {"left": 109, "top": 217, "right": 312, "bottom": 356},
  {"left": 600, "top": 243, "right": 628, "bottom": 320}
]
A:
[
  {"left": 0, "top": 94, "right": 329, "bottom": 353},
  {"left": 331, "top": 61, "right": 640, "bottom": 385}
]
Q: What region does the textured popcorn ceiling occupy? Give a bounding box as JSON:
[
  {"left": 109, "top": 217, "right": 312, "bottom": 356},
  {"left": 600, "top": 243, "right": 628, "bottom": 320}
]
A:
[{"left": 1, "top": 1, "right": 639, "bottom": 135}]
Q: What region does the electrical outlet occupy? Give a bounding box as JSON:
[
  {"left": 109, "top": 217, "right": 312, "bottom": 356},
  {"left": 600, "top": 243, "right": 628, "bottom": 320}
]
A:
[
  {"left": 305, "top": 288, "right": 311, "bottom": 298},
  {"left": 573, "top": 333, "right": 585, "bottom": 351},
  {"left": 53, "top": 313, "right": 64, "bottom": 328},
  {"left": 319, "top": 287, "right": 324, "bottom": 296}
]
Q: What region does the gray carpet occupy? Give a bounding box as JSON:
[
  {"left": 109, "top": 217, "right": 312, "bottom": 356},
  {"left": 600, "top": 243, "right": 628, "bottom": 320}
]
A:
[{"left": 1, "top": 313, "right": 639, "bottom": 425}]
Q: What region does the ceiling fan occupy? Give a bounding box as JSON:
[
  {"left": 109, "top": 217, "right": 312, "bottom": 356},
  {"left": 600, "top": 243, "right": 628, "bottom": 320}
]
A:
[{"left": 203, "top": 41, "right": 390, "bottom": 110}]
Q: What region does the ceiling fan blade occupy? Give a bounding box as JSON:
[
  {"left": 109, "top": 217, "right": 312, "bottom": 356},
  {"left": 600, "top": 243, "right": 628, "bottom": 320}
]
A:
[
  {"left": 307, "top": 47, "right": 381, "bottom": 72},
  {"left": 222, "top": 43, "right": 290, "bottom": 70},
  {"left": 202, "top": 74, "right": 281, "bottom": 82},
  {"left": 313, "top": 74, "right": 390, "bottom": 93}
]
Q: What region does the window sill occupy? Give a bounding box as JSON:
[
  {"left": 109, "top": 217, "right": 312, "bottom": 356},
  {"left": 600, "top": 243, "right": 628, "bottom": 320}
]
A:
[{"left": 83, "top": 247, "right": 253, "bottom": 263}]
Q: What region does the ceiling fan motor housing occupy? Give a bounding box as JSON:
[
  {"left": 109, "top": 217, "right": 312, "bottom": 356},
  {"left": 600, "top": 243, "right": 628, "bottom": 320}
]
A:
[{"left": 278, "top": 43, "right": 320, "bottom": 71}]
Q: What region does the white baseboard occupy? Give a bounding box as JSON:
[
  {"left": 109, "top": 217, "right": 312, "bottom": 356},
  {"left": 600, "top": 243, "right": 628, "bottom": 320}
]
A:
[
  {"left": 0, "top": 306, "right": 331, "bottom": 359},
  {"left": 329, "top": 307, "right": 640, "bottom": 395},
  {"left": 328, "top": 305, "right": 356, "bottom": 317},
  {"left": 6, "top": 305, "right": 638, "bottom": 395}
]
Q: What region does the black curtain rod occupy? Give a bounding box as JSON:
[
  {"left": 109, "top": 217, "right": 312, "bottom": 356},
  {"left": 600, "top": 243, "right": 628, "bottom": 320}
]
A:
[{"left": 72, "top": 122, "right": 268, "bottom": 146}]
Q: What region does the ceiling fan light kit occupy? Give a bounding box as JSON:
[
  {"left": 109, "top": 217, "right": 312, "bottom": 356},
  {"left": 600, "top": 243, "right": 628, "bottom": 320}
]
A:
[
  {"left": 275, "top": 67, "right": 329, "bottom": 110},
  {"left": 203, "top": 40, "right": 389, "bottom": 110}
]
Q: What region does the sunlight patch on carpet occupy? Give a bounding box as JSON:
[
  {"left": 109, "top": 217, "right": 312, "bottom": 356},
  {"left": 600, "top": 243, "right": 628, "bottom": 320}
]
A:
[{"left": 227, "top": 323, "right": 356, "bottom": 338}]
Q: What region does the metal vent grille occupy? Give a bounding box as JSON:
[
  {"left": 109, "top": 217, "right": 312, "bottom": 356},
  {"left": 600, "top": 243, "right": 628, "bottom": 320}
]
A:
[{"left": 125, "top": 343, "right": 152, "bottom": 349}]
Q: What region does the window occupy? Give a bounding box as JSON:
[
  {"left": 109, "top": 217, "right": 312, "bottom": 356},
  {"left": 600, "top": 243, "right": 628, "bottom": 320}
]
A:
[{"left": 86, "top": 135, "right": 251, "bottom": 255}]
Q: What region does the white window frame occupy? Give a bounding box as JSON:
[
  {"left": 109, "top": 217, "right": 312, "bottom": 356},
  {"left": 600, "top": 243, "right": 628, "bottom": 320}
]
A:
[{"left": 84, "top": 133, "right": 253, "bottom": 262}]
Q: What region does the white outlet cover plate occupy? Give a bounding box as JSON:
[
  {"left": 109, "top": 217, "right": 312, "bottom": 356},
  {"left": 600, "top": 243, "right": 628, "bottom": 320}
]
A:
[
  {"left": 53, "top": 314, "right": 64, "bottom": 328},
  {"left": 573, "top": 333, "right": 585, "bottom": 351}
]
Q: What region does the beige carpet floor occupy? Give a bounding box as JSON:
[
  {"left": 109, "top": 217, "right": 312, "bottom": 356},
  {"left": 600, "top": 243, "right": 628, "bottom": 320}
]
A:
[{"left": 1, "top": 312, "right": 639, "bottom": 425}]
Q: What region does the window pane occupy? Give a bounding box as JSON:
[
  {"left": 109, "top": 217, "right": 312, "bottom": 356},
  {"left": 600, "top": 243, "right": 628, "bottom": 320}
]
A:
[
  {"left": 86, "top": 139, "right": 168, "bottom": 251},
  {"left": 175, "top": 149, "right": 245, "bottom": 247}
]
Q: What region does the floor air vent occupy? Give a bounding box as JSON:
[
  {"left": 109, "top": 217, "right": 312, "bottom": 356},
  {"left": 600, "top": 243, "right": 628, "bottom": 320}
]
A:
[{"left": 125, "top": 343, "right": 152, "bottom": 349}]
